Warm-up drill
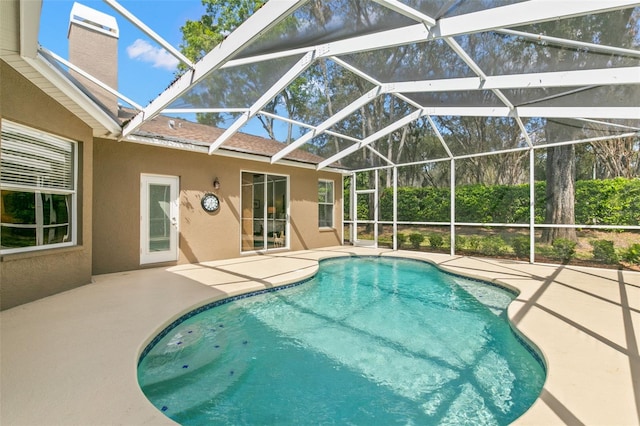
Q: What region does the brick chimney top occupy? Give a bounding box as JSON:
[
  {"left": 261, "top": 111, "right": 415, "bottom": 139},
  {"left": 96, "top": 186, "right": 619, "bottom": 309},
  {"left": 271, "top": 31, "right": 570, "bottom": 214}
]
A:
[
  {"left": 68, "top": 2, "right": 119, "bottom": 38},
  {"left": 68, "top": 2, "right": 119, "bottom": 117}
]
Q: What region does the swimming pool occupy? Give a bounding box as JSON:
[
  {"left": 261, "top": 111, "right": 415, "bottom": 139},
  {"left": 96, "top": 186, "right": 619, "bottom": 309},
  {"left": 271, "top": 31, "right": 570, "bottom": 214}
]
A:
[{"left": 138, "top": 256, "right": 545, "bottom": 425}]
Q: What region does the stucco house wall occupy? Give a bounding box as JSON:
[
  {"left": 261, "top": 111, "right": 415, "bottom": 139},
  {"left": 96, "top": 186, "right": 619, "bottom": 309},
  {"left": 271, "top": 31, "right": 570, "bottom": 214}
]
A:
[
  {"left": 0, "top": 61, "right": 94, "bottom": 310},
  {"left": 92, "top": 137, "right": 343, "bottom": 274}
]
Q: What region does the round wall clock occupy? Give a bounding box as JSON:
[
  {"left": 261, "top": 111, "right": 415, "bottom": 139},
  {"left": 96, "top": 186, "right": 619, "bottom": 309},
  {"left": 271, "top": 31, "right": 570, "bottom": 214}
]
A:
[{"left": 201, "top": 193, "right": 220, "bottom": 212}]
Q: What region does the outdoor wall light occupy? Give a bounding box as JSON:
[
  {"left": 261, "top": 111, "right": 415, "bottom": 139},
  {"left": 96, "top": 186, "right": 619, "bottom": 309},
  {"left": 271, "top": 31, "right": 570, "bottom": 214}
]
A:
[{"left": 213, "top": 177, "right": 220, "bottom": 189}]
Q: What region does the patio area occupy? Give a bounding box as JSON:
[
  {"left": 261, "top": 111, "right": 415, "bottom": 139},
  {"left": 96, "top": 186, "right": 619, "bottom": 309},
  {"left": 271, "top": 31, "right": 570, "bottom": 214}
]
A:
[{"left": 1, "top": 246, "right": 639, "bottom": 425}]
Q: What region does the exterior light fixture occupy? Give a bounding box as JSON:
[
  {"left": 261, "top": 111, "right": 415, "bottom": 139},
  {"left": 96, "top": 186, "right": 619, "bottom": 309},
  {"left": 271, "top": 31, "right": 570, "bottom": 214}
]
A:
[{"left": 213, "top": 177, "right": 220, "bottom": 189}]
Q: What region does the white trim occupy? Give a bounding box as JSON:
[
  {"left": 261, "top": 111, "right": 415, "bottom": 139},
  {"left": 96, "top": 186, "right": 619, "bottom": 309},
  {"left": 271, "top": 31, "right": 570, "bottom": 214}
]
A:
[
  {"left": 69, "top": 2, "right": 119, "bottom": 38},
  {"left": 496, "top": 28, "right": 640, "bottom": 59},
  {"left": 516, "top": 107, "right": 640, "bottom": 119},
  {"left": 1, "top": 120, "right": 78, "bottom": 255},
  {"left": 257, "top": 111, "right": 317, "bottom": 131},
  {"left": 271, "top": 86, "right": 383, "bottom": 163},
  {"left": 40, "top": 46, "right": 143, "bottom": 111},
  {"left": 372, "top": 0, "right": 437, "bottom": 26},
  {"left": 140, "top": 174, "right": 179, "bottom": 265},
  {"left": 102, "top": 0, "right": 191, "bottom": 68},
  {"left": 435, "top": 0, "right": 639, "bottom": 38},
  {"left": 318, "top": 179, "right": 335, "bottom": 229},
  {"left": 121, "top": 0, "right": 304, "bottom": 139},
  {"left": 414, "top": 106, "right": 640, "bottom": 119},
  {"left": 22, "top": 54, "right": 122, "bottom": 136},
  {"left": 389, "top": 67, "right": 640, "bottom": 93},
  {"left": 317, "top": 108, "right": 425, "bottom": 170},
  {"left": 450, "top": 158, "right": 455, "bottom": 256},
  {"left": 239, "top": 171, "right": 290, "bottom": 254},
  {"left": 209, "top": 51, "right": 314, "bottom": 154},
  {"left": 123, "top": 133, "right": 345, "bottom": 174},
  {"left": 529, "top": 148, "right": 535, "bottom": 264},
  {"left": 426, "top": 115, "right": 454, "bottom": 158},
  {"left": 330, "top": 56, "right": 383, "bottom": 87},
  {"left": 163, "top": 108, "right": 250, "bottom": 114},
  {"left": 323, "top": 24, "right": 431, "bottom": 58},
  {"left": 444, "top": 37, "right": 487, "bottom": 80},
  {"left": 19, "top": 0, "right": 41, "bottom": 58}
]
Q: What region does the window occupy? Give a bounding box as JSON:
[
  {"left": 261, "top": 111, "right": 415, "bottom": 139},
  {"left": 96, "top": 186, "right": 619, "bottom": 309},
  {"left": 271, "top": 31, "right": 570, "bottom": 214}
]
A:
[
  {"left": 241, "top": 172, "right": 288, "bottom": 252},
  {"left": 1, "top": 120, "right": 77, "bottom": 254},
  {"left": 318, "top": 180, "right": 334, "bottom": 228}
]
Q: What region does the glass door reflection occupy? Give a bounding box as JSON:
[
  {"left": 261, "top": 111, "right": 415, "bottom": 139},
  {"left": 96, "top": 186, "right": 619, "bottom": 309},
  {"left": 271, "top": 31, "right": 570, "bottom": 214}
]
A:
[{"left": 241, "top": 172, "right": 288, "bottom": 252}]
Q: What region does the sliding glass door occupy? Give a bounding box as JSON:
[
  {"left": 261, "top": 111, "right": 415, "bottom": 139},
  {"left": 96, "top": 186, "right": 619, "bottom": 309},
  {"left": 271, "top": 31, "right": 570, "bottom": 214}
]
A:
[{"left": 241, "top": 172, "right": 288, "bottom": 252}]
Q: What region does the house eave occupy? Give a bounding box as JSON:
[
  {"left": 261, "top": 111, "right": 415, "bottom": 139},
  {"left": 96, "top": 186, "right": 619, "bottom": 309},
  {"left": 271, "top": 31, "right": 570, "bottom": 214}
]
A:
[{"left": 124, "top": 133, "right": 347, "bottom": 174}]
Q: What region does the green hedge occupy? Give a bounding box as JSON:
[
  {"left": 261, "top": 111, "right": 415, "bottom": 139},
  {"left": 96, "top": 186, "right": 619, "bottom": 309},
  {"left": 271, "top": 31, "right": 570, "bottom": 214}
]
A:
[
  {"left": 352, "top": 178, "right": 639, "bottom": 225},
  {"left": 575, "top": 178, "right": 640, "bottom": 225}
]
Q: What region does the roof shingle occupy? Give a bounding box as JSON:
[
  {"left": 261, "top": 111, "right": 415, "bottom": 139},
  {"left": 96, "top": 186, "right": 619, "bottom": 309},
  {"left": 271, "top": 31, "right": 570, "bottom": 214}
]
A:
[{"left": 130, "top": 112, "right": 327, "bottom": 165}]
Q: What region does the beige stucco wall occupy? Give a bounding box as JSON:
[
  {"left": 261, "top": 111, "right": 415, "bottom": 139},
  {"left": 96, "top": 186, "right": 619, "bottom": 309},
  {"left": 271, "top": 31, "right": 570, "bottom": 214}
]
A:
[
  {"left": 0, "top": 61, "right": 94, "bottom": 310},
  {"left": 92, "top": 138, "right": 343, "bottom": 274}
]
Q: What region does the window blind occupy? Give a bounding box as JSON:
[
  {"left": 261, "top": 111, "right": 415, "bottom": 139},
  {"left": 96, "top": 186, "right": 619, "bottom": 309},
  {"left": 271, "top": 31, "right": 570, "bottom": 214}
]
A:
[{"left": 1, "top": 121, "right": 75, "bottom": 190}]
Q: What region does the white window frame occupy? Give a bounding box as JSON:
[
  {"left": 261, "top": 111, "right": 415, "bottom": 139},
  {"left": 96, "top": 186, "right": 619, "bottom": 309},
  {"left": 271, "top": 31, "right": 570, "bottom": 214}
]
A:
[
  {"left": 140, "top": 174, "right": 180, "bottom": 264},
  {"left": 1, "top": 120, "right": 78, "bottom": 255},
  {"left": 318, "top": 179, "right": 335, "bottom": 229},
  {"left": 240, "top": 170, "right": 290, "bottom": 254}
]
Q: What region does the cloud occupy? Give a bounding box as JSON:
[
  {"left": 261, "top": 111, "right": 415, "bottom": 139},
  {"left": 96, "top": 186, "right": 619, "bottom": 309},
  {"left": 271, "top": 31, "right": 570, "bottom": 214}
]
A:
[{"left": 126, "top": 39, "right": 179, "bottom": 71}]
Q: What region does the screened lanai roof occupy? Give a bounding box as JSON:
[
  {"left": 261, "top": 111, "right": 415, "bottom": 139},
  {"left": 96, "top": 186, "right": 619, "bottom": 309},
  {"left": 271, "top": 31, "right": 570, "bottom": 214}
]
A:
[{"left": 43, "top": 0, "right": 640, "bottom": 170}]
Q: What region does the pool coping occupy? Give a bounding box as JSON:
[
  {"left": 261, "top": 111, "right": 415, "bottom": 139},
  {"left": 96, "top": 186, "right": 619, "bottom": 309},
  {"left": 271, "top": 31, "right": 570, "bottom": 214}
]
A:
[{"left": 1, "top": 246, "right": 639, "bottom": 425}]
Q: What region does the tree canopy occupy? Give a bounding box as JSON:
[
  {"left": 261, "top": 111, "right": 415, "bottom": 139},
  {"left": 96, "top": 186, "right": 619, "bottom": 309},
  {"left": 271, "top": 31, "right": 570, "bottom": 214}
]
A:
[{"left": 178, "top": 1, "right": 639, "bottom": 240}]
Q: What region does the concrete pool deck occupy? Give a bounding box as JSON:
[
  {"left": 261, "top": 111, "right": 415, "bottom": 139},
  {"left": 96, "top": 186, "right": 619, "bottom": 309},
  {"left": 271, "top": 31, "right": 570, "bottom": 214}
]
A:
[{"left": 1, "top": 246, "right": 639, "bottom": 425}]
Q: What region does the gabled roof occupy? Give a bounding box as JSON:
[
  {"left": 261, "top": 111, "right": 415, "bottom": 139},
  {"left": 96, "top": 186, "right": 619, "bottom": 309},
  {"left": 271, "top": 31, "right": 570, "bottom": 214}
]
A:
[{"left": 132, "top": 112, "right": 329, "bottom": 165}]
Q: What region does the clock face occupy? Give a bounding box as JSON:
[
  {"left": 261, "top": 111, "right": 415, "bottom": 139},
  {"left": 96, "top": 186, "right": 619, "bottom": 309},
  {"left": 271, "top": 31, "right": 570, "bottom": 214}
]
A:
[{"left": 201, "top": 193, "right": 220, "bottom": 212}]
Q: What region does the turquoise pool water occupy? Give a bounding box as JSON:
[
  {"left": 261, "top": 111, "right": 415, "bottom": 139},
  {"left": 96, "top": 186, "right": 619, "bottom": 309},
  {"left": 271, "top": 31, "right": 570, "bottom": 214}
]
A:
[{"left": 138, "top": 257, "right": 545, "bottom": 425}]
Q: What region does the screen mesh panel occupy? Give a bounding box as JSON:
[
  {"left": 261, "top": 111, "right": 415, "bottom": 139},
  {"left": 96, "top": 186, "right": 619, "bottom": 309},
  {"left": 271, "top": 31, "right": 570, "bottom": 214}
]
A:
[
  {"left": 337, "top": 39, "right": 474, "bottom": 83},
  {"left": 237, "top": 0, "right": 417, "bottom": 59},
  {"left": 328, "top": 95, "right": 416, "bottom": 140},
  {"left": 168, "top": 55, "right": 305, "bottom": 110}
]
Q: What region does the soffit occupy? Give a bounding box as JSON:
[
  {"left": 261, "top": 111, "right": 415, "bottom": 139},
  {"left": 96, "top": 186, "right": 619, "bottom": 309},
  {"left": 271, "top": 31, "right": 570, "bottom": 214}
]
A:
[{"left": 1, "top": 0, "right": 121, "bottom": 138}]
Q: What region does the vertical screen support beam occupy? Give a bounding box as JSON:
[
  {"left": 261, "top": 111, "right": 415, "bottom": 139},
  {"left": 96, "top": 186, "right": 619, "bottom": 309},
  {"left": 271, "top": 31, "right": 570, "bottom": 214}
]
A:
[
  {"left": 450, "top": 158, "right": 456, "bottom": 256},
  {"left": 529, "top": 148, "right": 536, "bottom": 264},
  {"left": 393, "top": 166, "right": 398, "bottom": 251}
]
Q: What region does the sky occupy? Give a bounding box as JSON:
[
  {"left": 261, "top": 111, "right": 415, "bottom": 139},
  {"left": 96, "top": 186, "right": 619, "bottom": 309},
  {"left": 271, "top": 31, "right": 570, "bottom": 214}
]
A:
[{"left": 39, "top": 0, "right": 206, "bottom": 108}]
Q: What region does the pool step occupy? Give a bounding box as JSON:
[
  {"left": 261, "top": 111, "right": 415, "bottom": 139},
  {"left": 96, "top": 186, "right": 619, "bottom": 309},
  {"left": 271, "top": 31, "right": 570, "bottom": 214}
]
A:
[{"left": 139, "top": 322, "right": 252, "bottom": 416}]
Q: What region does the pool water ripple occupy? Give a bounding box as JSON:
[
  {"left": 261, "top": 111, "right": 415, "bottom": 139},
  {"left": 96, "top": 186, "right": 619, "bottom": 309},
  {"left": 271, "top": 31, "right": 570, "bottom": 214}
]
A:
[{"left": 138, "top": 256, "right": 545, "bottom": 425}]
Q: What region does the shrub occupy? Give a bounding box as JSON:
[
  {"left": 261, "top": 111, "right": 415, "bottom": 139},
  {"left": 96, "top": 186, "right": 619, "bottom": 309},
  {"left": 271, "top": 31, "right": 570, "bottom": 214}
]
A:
[
  {"left": 396, "top": 232, "right": 407, "bottom": 249},
  {"left": 590, "top": 239, "right": 619, "bottom": 264},
  {"left": 511, "top": 236, "right": 530, "bottom": 258},
  {"left": 455, "top": 235, "right": 467, "bottom": 251},
  {"left": 481, "top": 236, "right": 507, "bottom": 256},
  {"left": 408, "top": 232, "right": 424, "bottom": 249},
  {"left": 552, "top": 238, "right": 577, "bottom": 262},
  {"left": 621, "top": 243, "right": 640, "bottom": 264},
  {"left": 467, "top": 236, "right": 482, "bottom": 252},
  {"left": 376, "top": 178, "right": 639, "bottom": 226},
  {"left": 428, "top": 233, "right": 444, "bottom": 248}
]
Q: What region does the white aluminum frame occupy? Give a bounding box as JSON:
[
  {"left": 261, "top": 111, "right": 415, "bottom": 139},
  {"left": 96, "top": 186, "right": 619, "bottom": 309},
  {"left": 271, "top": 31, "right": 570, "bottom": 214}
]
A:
[
  {"left": 87, "top": 0, "right": 638, "bottom": 167},
  {"left": 25, "top": 0, "right": 640, "bottom": 265}
]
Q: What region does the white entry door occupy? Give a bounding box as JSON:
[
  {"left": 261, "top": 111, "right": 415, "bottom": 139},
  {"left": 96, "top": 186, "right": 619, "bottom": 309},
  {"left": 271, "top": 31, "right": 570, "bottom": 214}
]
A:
[{"left": 140, "top": 174, "right": 179, "bottom": 264}]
